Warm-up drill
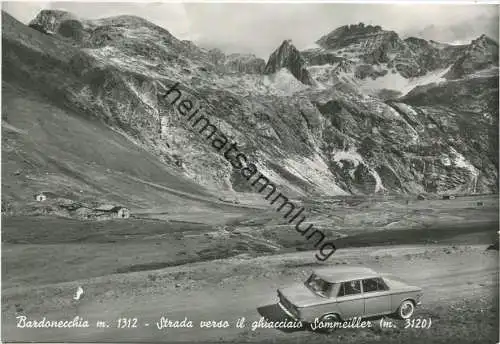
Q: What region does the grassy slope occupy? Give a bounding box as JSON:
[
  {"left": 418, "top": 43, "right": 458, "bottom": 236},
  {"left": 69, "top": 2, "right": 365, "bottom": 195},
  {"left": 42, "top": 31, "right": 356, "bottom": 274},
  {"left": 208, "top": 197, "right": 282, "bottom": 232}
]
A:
[
  {"left": 2, "top": 81, "right": 220, "bottom": 208},
  {"left": 0, "top": 80, "right": 266, "bottom": 287},
  {"left": 1, "top": 10, "right": 257, "bottom": 214}
]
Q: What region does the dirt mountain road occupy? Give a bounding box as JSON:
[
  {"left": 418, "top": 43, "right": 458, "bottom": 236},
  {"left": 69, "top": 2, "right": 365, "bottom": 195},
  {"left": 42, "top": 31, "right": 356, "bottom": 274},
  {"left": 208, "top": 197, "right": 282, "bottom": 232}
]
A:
[{"left": 2, "top": 244, "right": 498, "bottom": 343}]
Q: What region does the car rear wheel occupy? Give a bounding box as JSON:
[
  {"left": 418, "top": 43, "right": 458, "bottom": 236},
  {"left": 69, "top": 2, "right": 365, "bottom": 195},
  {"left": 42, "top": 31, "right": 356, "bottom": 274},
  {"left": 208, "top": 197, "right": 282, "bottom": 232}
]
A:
[{"left": 397, "top": 300, "right": 415, "bottom": 319}]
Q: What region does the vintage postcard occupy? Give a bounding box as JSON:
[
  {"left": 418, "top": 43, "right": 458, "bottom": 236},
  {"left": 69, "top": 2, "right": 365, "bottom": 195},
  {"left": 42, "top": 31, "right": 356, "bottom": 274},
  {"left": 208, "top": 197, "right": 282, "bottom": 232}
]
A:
[{"left": 1, "top": 1, "right": 499, "bottom": 343}]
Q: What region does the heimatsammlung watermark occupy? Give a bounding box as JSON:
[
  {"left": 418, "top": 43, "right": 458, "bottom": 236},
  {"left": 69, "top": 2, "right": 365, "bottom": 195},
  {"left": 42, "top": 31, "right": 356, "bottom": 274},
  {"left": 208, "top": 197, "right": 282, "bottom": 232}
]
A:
[{"left": 159, "top": 82, "right": 337, "bottom": 261}]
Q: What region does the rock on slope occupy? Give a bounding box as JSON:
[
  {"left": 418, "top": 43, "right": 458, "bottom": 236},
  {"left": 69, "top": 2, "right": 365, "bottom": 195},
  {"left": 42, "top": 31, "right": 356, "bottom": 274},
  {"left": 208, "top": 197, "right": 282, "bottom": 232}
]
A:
[
  {"left": 2, "top": 10, "right": 498, "bottom": 213},
  {"left": 208, "top": 49, "right": 266, "bottom": 74}
]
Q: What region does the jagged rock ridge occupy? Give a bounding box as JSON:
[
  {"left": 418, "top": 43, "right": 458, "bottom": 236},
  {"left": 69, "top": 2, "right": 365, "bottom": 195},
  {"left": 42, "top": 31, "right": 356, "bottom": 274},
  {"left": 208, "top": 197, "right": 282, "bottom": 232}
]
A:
[{"left": 264, "top": 39, "right": 314, "bottom": 85}]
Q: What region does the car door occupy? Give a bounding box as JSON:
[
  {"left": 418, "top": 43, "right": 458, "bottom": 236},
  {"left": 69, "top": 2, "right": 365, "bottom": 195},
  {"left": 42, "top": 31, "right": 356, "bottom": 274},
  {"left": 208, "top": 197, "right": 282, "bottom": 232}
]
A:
[
  {"left": 336, "top": 280, "right": 364, "bottom": 319},
  {"left": 361, "top": 277, "right": 392, "bottom": 317}
]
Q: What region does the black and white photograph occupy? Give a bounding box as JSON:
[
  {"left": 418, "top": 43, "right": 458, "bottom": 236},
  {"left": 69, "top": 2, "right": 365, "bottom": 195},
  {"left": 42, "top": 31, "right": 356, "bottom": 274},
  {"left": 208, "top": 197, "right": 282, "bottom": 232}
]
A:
[{"left": 1, "top": 1, "right": 499, "bottom": 343}]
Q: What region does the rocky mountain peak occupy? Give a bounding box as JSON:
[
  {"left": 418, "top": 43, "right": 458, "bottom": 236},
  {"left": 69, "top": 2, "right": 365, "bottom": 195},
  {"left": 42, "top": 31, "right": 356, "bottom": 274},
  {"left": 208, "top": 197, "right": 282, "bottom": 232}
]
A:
[
  {"left": 316, "top": 22, "right": 389, "bottom": 50},
  {"left": 445, "top": 34, "right": 499, "bottom": 79},
  {"left": 404, "top": 36, "right": 431, "bottom": 47},
  {"left": 208, "top": 48, "right": 226, "bottom": 65},
  {"left": 314, "top": 22, "right": 405, "bottom": 66},
  {"left": 28, "top": 9, "right": 79, "bottom": 35},
  {"left": 92, "top": 15, "right": 160, "bottom": 30},
  {"left": 264, "top": 39, "right": 314, "bottom": 85},
  {"left": 470, "top": 34, "right": 498, "bottom": 50},
  {"left": 468, "top": 34, "right": 499, "bottom": 63}
]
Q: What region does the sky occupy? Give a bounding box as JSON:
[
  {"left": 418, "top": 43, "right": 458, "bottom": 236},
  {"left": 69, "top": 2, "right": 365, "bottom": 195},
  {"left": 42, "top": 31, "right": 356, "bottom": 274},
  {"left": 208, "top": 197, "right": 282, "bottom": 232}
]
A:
[{"left": 2, "top": 2, "right": 498, "bottom": 58}]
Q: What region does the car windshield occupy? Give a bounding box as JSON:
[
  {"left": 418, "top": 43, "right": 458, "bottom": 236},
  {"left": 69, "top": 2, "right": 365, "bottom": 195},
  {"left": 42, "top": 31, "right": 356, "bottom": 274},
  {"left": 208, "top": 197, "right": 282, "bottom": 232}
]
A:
[{"left": 305, "top": 273, "right": 333, "bottom": 298}]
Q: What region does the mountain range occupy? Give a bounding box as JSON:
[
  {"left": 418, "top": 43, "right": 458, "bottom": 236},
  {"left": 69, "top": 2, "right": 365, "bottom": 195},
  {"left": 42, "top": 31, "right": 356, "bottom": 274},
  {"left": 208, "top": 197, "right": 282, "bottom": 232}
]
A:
[{"left": 2, "top": 10, "right": 498, "bottom": 215}]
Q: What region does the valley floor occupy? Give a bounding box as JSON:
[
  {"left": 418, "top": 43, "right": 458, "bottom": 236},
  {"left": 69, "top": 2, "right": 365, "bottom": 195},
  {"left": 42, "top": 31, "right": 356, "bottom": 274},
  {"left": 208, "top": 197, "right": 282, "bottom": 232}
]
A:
[{"left": 1, "top": 195, "right": 498, "bottom": 343}]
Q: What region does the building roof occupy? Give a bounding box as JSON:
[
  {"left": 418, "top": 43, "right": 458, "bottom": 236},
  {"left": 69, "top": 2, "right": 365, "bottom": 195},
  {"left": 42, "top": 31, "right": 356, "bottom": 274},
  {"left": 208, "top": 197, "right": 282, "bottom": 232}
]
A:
[
  {"left": 95, "top": 204, "right": 115, "bottom": 211},
  {"left": 109, "top": 206, "right": 127, "bottom": 212},
  {"left": 313, "top": 266, "right": 379, "bottom": 283},
  {"left": 95, "top": 204, "right": 127, "bottom": 212}
]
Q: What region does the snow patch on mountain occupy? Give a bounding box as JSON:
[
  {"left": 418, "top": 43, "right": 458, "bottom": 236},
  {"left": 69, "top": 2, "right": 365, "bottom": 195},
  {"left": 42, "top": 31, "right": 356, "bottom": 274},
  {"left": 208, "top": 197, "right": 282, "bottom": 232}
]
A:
[
  {"left": 254, "top": 160, "right": 306, "bottom": 196},
  {"left": 331, "top": 148, "right": 386, "bottom": 193},
  {"left": 449, "top": 147, "right": 480, "bottom": 192},
  {"left": 263, "top": 69, "right": 311, "bottom": 95},
  {"left": 450, "top": 147, "right": 479, "bottom": 177},
  {"left": 332, "top": 148, "right": 364, "bottom": 168},
  {"left": 370, "top": 169, "right": 386, "bottom": 193},
  {"left": 392, "top": 102, "right": 420, "bottom": 118},
  {"left": 215, "top": 69, "right": 310, "bottom": 97},
  {"left": 359, "top": 66, "right": 452, "bottom": 96},
  {"left": 468, "top": 66, "right": 499, "bottom": 79},
  {"left": 307, "top": 64, "right": 337, "bottom": 85},
  {"left": 306, "top": 61, "right": 453, "bottom": 97},
  {"left": 441, "top": 154, "right": 452, "bottom": 167},
  {"left": 284, "top": 153, "right": 348, "bottom": 196},
  {"left": 386, "top": 104, "right": 420, "bottom": 143}
]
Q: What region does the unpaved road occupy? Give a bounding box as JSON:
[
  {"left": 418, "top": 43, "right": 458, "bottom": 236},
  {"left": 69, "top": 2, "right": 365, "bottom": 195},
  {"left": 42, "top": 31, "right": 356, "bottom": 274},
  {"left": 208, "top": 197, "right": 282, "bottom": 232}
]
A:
[{"left": 2, "top": 244, "right": 498, "bottom": 343}]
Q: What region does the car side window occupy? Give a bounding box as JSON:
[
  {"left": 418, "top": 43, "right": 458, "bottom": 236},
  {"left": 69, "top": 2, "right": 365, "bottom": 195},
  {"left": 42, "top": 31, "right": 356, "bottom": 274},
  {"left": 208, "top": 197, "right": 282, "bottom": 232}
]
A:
[
  {"left": 362, "top": 278, "right": 389, "bottom": 293},
  {"left": 338, "top": 280, "right": 361, "bottom": 297},
  {"left": 378, "top": 278, "right": 389, "bottom": 291}
]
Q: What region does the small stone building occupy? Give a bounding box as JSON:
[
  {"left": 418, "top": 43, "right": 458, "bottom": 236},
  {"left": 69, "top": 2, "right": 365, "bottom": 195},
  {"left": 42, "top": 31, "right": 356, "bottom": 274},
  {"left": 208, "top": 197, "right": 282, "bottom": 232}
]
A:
[
  {"left": 110, "top": 206, "right": 130, "bottom": 219},
  {"left": 34, "top": 193, "right": 47, "bottom": 202},
  {"left": 94, "top": 204, "right": 130, "bottom": 219}
]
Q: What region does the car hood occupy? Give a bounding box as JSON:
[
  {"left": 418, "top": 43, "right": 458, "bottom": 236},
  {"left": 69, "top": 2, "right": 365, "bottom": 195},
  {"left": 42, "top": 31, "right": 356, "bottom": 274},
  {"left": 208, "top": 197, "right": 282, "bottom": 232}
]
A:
[{"left": 278, "top": 283, "right": 331, "bottom": 307}]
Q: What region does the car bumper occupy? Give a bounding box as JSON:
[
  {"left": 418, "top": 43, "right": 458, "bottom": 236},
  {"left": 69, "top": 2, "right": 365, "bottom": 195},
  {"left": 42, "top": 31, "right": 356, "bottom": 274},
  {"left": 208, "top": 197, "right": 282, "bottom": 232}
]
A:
[{"left": 278, "top": 301, "right": 300, "bottom": 321}]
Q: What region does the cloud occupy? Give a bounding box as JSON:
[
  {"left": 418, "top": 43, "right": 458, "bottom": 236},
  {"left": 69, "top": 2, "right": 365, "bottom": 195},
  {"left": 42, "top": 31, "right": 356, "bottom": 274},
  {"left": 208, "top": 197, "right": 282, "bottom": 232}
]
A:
[
  {"left": 2, "top": 1, "right": 51, "bottom": 23},
  {"left": 184, "top": 3, "right": 498, "bottom": 57}
]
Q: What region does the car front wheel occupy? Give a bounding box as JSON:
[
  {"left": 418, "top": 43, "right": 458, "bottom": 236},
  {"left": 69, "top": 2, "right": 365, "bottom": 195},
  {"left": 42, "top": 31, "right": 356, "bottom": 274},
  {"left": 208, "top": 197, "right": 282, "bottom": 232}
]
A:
[{"left": 397, "top": 300, "right": 415, "bottom": 319}]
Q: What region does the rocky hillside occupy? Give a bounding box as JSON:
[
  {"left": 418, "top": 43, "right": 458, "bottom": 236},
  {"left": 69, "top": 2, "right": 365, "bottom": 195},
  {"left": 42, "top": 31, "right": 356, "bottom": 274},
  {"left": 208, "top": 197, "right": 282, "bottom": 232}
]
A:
[{"left": 2, "top": 10, "right": 498, "bottom": 211}]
